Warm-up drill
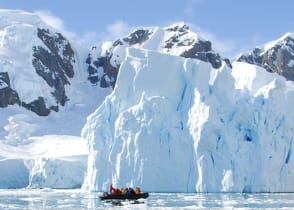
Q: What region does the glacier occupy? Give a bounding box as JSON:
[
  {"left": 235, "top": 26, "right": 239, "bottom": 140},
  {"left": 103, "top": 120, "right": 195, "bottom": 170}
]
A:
[{"left": 82, "top": 47, "right": 294, "bottom": 193}]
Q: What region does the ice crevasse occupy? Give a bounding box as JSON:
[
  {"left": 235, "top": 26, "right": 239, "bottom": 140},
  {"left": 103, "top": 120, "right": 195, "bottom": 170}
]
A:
[{"left": 82, "top": 47, "right": 294, "bottom": 193}]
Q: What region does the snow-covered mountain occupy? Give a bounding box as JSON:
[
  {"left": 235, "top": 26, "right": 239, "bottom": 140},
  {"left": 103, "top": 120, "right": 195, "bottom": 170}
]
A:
[
  {"left": 237, "top": 33, "right": 294, "bottom": 81},
  {"left": 0, "top": 10, "right": 110, "bottom": 188},
  {"left": 0, "top": 10, "right": 77, "bottom": 116},
  {"left": 1, "top": 9, "right": 294, "bottom": 192},
  {"left": 86, "top": 22, "right": 231, "bottom": 88},
  {"left": 0, "top": 10, "right": 112, "bottom": 142}
]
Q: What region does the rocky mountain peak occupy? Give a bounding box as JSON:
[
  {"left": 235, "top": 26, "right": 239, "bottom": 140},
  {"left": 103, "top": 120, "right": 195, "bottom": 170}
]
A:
[
  {"left": 86, "top": 22, "right": 231, "bottom": 88},
  {"left": 236, "top": 33, "right": 294, "bottom": 81},
  {"left": 165, "top": 22, "right": 189, "bottom": 32}
]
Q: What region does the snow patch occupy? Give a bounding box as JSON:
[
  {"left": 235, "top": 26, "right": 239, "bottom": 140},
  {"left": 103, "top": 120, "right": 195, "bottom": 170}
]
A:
[
  {"left": 288, "top": 60, "right": 294, "bottom": 68},
  {"left": 0, "top": 135, "right": 88, "bottom": 189}
]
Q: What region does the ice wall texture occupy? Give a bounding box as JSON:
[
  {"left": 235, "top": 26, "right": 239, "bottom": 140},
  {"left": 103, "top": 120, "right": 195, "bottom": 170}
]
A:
[{"left": 82, "top": 47, "right": 294, "bottom": 192}]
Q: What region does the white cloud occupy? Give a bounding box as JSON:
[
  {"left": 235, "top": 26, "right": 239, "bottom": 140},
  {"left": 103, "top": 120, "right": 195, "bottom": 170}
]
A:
[
  {"left": 104, "top": 20, "right": 134, "bottom": 42},
  {"left": 34, "top": 10, "right": 102, "bottom": 47},
  {"left": 182, "top": 0, "right": 242, "bottom": 57},
  {"left": 78, "top": 20, "right": 134, "bottom": 48},
  {"left": 35, "top": 10, "right": 64, "bottom": 31},
  {"left": 34, "top": 10, "right": 77, "bottom": 41},
  {"left": 168, "top": 21, "right": 267, "bottom": 59},
  {"left": 193, "top": 27, "right": 263, "bottom": 59},
  {"left": 187, "top": 23, "right": 240, "bottom": 58},
  {"left": 33, "top": 11, "right": 134, "bottom": 49},
  {"left": 78, "top": 31, "right": 101, "bottom": 47}
]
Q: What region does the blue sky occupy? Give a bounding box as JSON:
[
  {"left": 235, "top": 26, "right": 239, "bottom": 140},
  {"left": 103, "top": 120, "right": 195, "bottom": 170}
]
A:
[{"left": 0, "top": 0, "right": 293, "bottom": 58}]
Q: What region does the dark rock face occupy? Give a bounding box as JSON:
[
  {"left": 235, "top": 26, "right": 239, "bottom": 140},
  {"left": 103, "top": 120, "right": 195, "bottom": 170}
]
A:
[
  {"left": 33, "top": 28, "right": 75, "bottom": 104},
  {"left": 86, "top": 29, "right": 152, "bottom": 88},
  {"left": 30, "top": 28, "right": 76, "bottom": 115},
  {"left": 21, "top": 97, "right": 53, "bottom": 116},
  {"left": 86, "top": 53, "right": 118, "bottom": 88},
  {"left": 0, "top": 72, "right": 53, "bottom": 116},
  {"left": 0, "top": 72, "right": 20, "bottom": 108},
  {"left": 237, "top": 35, "right": 294, "bottom": 81},
  {"left": 180, "top": 40, "right": 224, "bottom": 69},
  {"left": 122, "top": 29, "right": 150, "bottom": 45}
]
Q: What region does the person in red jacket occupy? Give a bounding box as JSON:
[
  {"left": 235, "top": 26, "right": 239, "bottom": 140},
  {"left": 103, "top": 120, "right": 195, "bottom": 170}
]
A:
[{"left": 110, "top": 184, "right": 121, "bottom": 195}]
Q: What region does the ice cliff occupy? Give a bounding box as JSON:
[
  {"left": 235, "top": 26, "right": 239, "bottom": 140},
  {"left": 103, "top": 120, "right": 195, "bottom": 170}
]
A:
[{"left": 82, "top": 47, "right": 294, "bottom": 193}]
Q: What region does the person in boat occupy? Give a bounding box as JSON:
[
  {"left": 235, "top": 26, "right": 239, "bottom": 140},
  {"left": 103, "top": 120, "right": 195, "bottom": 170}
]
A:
[
  {"left": 135, "top": 187, "right": 141, "bottom": 194},
  {"left": 125, "top": 187, "right": 135, "bottom": 195},
  {"left": 109, "top": 184, "right": 142, "bottom": 195},
  {"left": 121, "top": 188, "right": 126, "bottom": 195},
  {"left": 110, "top": 184, "right": 121, "bottom": 195},
  {"left": 110, "top": 183, "right": 114, "bottom": 193}
]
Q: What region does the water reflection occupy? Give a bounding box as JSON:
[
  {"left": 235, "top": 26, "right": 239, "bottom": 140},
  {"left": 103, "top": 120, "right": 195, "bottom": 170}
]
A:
[{"left": 0, "top": 189, "right": 293, "bottom": 209}]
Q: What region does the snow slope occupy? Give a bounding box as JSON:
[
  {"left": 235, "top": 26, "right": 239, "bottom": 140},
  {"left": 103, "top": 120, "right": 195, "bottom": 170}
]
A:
[
  {"left": 0, "top": 9, "right": 72, "bottom": 111},
  {"left": 0, "top": 75, "right": 108, "bottom": 188},
  {"left": 0, "top": 9, "right": 112, "bottom": 144},
  {"left": 0, "top": 135, "right": 87, "bottom": 189},
  {"left": 83, "top": 47, "right": 294, "bottom": 192},
  {"left": 0, "top": 10, "right": 110, "bottom": 189}
]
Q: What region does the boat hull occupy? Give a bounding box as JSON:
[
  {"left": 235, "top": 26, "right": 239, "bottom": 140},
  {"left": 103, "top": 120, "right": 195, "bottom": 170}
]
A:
[{"left": 100, "top": 192, "right": 149, "bottom": 200}]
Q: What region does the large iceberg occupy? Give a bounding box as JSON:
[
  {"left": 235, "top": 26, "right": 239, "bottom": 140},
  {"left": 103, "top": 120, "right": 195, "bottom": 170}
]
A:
[{"left": 82, "top": 47, "right": 294, "bottom": 192}]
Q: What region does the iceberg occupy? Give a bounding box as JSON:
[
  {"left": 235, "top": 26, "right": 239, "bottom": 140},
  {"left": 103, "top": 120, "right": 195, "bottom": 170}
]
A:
[{"left": 82, "top": 47, "right": 294, "bottom": 192}]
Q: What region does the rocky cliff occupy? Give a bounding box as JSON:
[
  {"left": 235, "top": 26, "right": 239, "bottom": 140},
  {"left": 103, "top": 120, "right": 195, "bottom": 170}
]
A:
[{"left": 237, "top": 33, "right": 294, "bottom": 81}]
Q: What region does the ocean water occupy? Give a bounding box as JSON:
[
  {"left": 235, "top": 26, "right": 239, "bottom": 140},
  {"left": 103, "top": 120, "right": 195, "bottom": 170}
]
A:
[{"left": 0, "top": 189, "right": 293, "bottom": 209}]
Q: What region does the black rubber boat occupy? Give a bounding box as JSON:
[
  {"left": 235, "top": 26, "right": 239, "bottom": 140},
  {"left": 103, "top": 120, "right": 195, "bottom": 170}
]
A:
[{"left": 100, "top": 192, "right": 149, "bottom": 200}]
